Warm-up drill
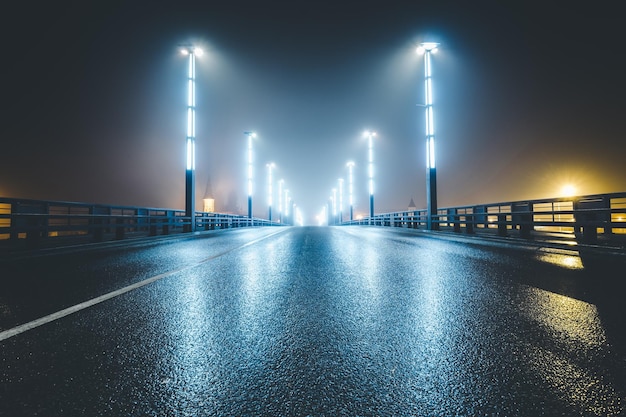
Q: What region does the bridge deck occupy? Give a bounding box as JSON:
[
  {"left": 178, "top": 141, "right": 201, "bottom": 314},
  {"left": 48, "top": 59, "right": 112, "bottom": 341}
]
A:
[{"left": 1, "top": 226, "right": 624, "bottom": 416}]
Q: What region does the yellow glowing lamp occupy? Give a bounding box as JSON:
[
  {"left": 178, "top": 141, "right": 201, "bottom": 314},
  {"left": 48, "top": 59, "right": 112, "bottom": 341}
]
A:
[{"left": 561, "top": 184, "right": 577, "bottom": 197}]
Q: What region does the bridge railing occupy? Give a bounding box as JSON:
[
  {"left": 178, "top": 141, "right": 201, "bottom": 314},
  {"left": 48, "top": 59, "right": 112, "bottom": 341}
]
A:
[
  {"left": 342, "top": 192, "right": 626, "bottom": 249},
  {"left": 0, "top": 197, "right": 282, "bottom": 251}
]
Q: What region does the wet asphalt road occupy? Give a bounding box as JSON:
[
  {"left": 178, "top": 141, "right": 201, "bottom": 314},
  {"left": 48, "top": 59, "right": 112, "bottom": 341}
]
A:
[{"left": 1, "top": 226, "right": 625, "bottom": 416}]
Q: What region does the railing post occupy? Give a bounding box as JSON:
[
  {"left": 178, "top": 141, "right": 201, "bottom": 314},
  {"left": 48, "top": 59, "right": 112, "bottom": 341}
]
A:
[
  {"left": 474, "top": 206, "right": 487, "bottom": 233},
  {"left": 497, "top": 213, "right": 507, "bottom": 237},
  {"left": 465, "top": 214, "right": 474, "bottom": 234},
  {"left": 480, "top": 208, "right": 489, "bottom": 230},
  {"left": 602, "top": 195, "right": 612, "bottom": 236},
  {"left": 573, "top": 197, "right": 608, "bottom": 245},
  {"left": 449, "top": 208, "right": 460, "bottom": 233},
  {"left": 577, "top": 212, "right": 598, "bottom": 244},
  {"left": 512, "top": 202, "right": 532, "bottom": 239},
  {"left": 163, "top": 211, "right": 171, "bottom": 235}
]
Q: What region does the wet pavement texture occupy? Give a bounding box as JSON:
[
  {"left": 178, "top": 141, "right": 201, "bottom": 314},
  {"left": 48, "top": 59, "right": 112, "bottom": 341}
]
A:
[{"left": 1, "top": 226, "right": 625, "bottom": 416}]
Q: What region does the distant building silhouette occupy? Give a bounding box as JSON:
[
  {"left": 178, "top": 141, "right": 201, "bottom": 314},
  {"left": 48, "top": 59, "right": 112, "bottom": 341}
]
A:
[{"left": 408, "top": 197, "right": 416, "bottom": 211}]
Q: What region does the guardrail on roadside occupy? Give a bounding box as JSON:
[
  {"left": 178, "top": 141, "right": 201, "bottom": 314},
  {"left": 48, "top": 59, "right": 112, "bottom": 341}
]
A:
[
  {"left": 340, "top": 192, "right": 626, "bottom": 249},
  {"left": 0, "top": 197, "right": 283, "bottom": 251}
]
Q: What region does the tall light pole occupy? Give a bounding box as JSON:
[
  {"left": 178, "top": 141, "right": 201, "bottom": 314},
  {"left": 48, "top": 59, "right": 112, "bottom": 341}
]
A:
[
  {"left": 338, "top": 178, "right": 344, "bottom": 224},
  {"left": 363, "top": 130, "right": 376, "bottom": 223},
  {"left": 332, "top": 188, "right": 337, "bottom": 224},
  {"left": 417, "top": 42, "right": 439, "bottom": 230},
  {"left": 347, "top": 161, "right": 355, "bottom": 221},
  {"left": 287, "top": 194, "right": 293, "bottom": 225},
  {"left": 284, "top": 188, "right": 290, "bottom": 224},
  {"left": 278, "top": 179, "right": 284, "bottom": 223},
  {"left": 244, "top": 131, "right": 256, "bottom": 219},
  {"left": 180, "top": 45, "right": 203, "bottom": 232},
  {"left": 267, "top": 162, "right": 275, "bottom": 221}
]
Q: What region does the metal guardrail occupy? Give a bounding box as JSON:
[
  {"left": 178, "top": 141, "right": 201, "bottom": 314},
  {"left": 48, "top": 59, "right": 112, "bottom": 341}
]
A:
[
  {"left": 341, "top": 192, "right": 626, "bottom": 249},
  {"left": 0, "top": 197, "right": 283, "bottom": 252},
  {"left": 2, "top": 193, "right": 625, "bottom": 253}
]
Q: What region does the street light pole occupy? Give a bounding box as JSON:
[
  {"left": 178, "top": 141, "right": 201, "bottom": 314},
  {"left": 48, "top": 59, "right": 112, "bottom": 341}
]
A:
[
  {"left": 338, "top": 178, "right": 344, "bottom": 224},
  {"left": 363, "top": 130, "right": 376, "bottom": 224},
  {"left": 180, "top": 45, "right": 203, "bottom": 232},
  {"left": 267, "top": 162, "right": 275, "bottom": 221},
  {"left": 347, "top": 161, "right": 355, "bottom": 221},
  {"left": 284, "top": 189, "right": 290, "bottom": 224},
  {"left": 287, "top": 194, "right": 293, "bottom": 225},
  {"left": 417, "top": 42, "right": 439, "bottom": 230},
  {"left": 244, "top": 131, "right": 256, "bottom": 219},
  {"left": 332, "top": 188, "right": 337, "bottom": 225},
  {"left": 327, "top": 198, "right": 332, "bottom": 226},
  {"left": 278, "top": 179, "right": 284, "bottom": 223}
]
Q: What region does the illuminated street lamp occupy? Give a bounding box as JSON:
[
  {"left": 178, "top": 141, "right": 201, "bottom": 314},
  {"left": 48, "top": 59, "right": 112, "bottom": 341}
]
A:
[
  {"left": 287, "top": 195, "right": 293, "bottom": 225},
  {"left": 267, "top": 162, "right": 275, "bottom": 221},
  {"left": 327, "top": 197, "right": 333, "bottom": 225},
  {"left": 338, "top": 178, "right": 344, "bottom": 224},
  {"left": 278, "top": 179, "right": 284, "bottom": 223},
  {"left": 180, "top": 45, "right": 203, "bottom": 232},
  {"left": 284, "top": 188, "right": 290, "bottom": 223},
  {"left": 363, "top": 130, "right": 376, "bottom": 223},
  {"left": 332, "top": 188, "right": 337, "bottom": 224},
  {"left": 244, "top": 131, "right": 257, "bottom": 219},
  {"left": 417, "top": 42, "right": 439, "bottom": 230},
  {"left": 347, "top": 161, "right": 355, "bottom": 221}
]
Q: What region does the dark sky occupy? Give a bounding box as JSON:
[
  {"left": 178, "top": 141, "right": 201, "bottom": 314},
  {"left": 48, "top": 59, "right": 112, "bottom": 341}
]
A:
[{"left": 2, "top": 1, "right": 625, "bottom": 224}]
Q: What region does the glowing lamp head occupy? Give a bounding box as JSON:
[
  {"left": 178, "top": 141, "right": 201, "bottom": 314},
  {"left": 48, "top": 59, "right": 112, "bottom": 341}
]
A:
[
  {"left": 181, "top": 46, "right": 203, "bottom": 56},
  {"left": 417, "top": 42, "right": 439, "bottom": 54},
  {"left": 362, "top": 130, "right": 377, "bottom": 138}
]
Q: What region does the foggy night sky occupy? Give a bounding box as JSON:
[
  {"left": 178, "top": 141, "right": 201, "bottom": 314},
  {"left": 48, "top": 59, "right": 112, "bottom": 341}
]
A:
[{"left": 2, "top": 1, "right": 625, "bottom": 224}]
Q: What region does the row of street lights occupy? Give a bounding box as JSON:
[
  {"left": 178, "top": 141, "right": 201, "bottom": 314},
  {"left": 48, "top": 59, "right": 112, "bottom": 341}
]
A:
[
  {"left": 178, "top": 49, "right": 298, "bottom": 227},
  {"left": 324, "top": 130, "right": 375, "bottom": 226},
  {"left": 181, "top": 41, "right": 440, "bottom": 229},
  {"left": 181, "top": 47, "right": 300, "bottom": 227},
  {"left": 244, "top": 131, "right": 298, "bottom": 224},
  {"left": 325, "top": 43, "right": 440, "bottom": 226}
]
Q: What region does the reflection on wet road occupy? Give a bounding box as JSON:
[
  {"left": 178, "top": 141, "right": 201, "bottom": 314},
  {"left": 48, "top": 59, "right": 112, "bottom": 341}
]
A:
[{"left": 1, "top": 226, "right": 624, "bottom": 416}]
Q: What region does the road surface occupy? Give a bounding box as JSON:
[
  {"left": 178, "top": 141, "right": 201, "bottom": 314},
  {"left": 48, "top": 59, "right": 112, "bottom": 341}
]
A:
[{"left": 1, "top": 226, "right": 624, "bottom": 416}]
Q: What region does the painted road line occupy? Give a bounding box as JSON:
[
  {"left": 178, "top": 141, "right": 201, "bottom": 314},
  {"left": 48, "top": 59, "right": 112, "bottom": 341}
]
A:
[{"left": 0, "top": 228, "right": 287, "bottom": 341}]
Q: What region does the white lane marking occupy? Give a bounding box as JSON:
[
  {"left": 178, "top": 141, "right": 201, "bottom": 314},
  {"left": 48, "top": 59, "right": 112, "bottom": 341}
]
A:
[{"left": 0, "top": 229, "right": 287, "bottom": 341}]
